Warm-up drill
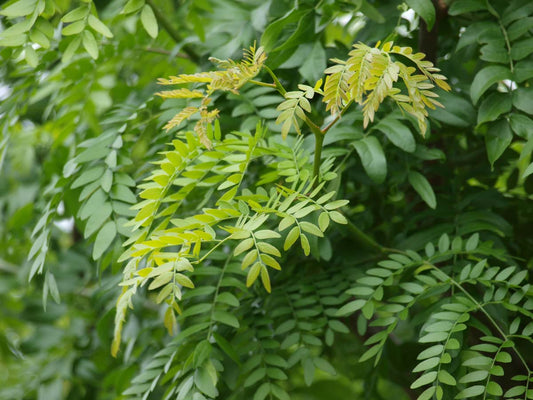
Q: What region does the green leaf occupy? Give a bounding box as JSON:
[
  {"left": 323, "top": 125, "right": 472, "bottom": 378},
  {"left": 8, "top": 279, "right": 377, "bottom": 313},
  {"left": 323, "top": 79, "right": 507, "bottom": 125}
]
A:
[
  {"left": 465, "top": 233, "right": 479, "bottom": 251},
  {"left": 470, "top": 66, "right": 513, "bottom": 105},
  {"left": 448, "top": 0, "right": 486, "bottom": 16},
  {"left": 318, "top": 212, "right": 330, "bottom": 231},
  {"left": 84, "top": 202, "right": 112, "bottom": 237},
  {"left": 513, "top": 88, "right": 533, "bottom": 114},
  {"left": 62, "top": 20, "right": 85, "bottom": 36},
  {"left": 234, "top": 238, "right": 253, "bottom": 256},
  {"left": 260, "top": 9, "right": 311, "bottom": 53},
  {"left": 61, "top": 6, "right": 89, "bottom": 23},
  {"left": 374, "top": 117, "right": 416, "bottom": 153},
  {"left": 300, "top": 233, "right": 310, "bottom": 256},
  {"left": 212, "top": 332, "right": 240, "bottom": 364},
  {"left": 410, "top": 371, "right": 437, "bottom": 389},
  {"left": 510, "top": 113, "right": 533, "bottom": 139},
  {"left": 194, "top": 366, "right": 218, "bottom": 398},
  {"left": 336, "top": 299, "right": 366, "bottom": 316},
  {"left": 419, "top": 332, "right": 448, "bottom": 343},
  {"left": 193, "top": 340, "right": 212, "bottom": 368},
  {"left": 486, "top": 381, "right": 503, "bottom": 396},
  {"left": 245, "top": 367, "right": 266, "bottom": 387},
  {"left": 0, "top": 33, "right": 27, "bottom": 47},
  {"left": 406, "top": 0, "right": 436, "bottom": 30},
  {"left": 213, "top": 310, "right": 240, "bottom": 328},
  {"left": 298, "top": 41, "right": 326, "bottom": 84},
  {"left": 284, "top": 226, "right": 300, "bottom": 250},
  {"left": 246, "top": 262, "right": 261, "bottom": 287},
  {"left": 92, "top": 221, "right": 116, "bottom": 259},
  {"left": 511, "top": 38, "right": 533, "bottom": 61},
  {"left": 88, "top": 14, "right": 113, "bottom": 38},
  {"left": 413, "top": 356, "right": 439, "bottom": 372},
  {"left": 459, "top": 371, "right": 488, "bottom": 383},
  {"left": 253, "top": 383, "right": 271, "bottom": 400},
  {"left": 359, "top": 344, "right": 381, "bottom": 362},
  {"left": 82, "top": 30, "right": 98, "bottom": 59},
  {"left": 515, "top": 60, "right": 533, "bottom": 82},
  {"left": 456, "top": 385, "right": 485, "bottom": 399},
  {"left": 352, "top": 136, "right": 387, "bottom": 183},
  {"left": 417, "top": 386, "right": 436, "bottom": 400},
  {"left": 486, "top": 119, "right": 513, "bottom": 167},
  {"left": 24, "top": 45, "right": 38, "bottom": 67},
  {"left": 0, "top": 0, "right": 37, "bottom": 17},
  {"left": 122, "top": 0, "right": 145, "bottom": 14},
  {"left": 417, "top": 345, "right": 443, "bottom": 360},
  {"left": 477, "top": 93, "right": 512, "bottom": 125},
  {"left": 140, "top": 5, "right": 158, "bottom": 38},
  {"left": 438, "top": 369, "right": 456, "bottom": 386},
  {"left": 313, "top": 357, "right": 336, "bottom": 375},
  {"left": 408, "top": 171, "right": 437, "bottom": 209},
  {"left": 303, "top": 358, "right": 315, "bottom": 386},
  {"left": 505, "top": 385, "right": 526, "bottom": 397},
  {"left": 62, "top": 36, "right": 82, "bottom": 62}
]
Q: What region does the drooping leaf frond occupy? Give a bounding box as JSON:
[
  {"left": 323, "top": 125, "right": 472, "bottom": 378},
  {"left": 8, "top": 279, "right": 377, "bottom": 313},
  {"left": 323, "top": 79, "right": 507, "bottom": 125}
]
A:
[
  {"left": 157, "top": 44, "right": 267, "bottom": 147},
  {"left": 323, "top": 41, "right": 450, "bottom": 135},
  {"left": 323, "top": 59, "right": 353, "bottom": 115},
  {"left": 275, "top": 84, "right": 316, "bottom": 138}
]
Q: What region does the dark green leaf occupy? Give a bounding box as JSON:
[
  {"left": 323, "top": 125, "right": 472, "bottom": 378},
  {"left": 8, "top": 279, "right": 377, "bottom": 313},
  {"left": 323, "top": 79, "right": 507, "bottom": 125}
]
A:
[
  {"left": 408, "top": 171, "right": 437, "bottom": 209},
  {"left": 352, "top": 136, "right": 387, "bottom": 183}
]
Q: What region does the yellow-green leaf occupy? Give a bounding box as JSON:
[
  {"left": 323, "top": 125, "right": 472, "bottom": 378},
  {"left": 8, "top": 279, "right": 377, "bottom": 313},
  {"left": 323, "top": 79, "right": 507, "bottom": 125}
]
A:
[{"left": 140, "top": 4, "right": 158, "bottom": 38}]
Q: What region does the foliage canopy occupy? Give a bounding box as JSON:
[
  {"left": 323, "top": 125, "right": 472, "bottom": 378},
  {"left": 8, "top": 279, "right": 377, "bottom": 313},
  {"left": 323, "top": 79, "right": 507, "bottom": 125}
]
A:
[{"left": 1, "top": 0, "right": 532, "bottom": 400}]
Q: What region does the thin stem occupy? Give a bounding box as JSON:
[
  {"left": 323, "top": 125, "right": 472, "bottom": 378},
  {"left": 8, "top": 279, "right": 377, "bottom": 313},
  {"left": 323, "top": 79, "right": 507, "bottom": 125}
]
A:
[
  {"left": 144, "top": 0, "right": 200, "bottom": 63},
  {"left": 264, "top": 65, "right": 286, "bottom": 96},
  {"left": 321, "top": 99, "right": 354, "bottom": 134},
  {"left": 486, "top": 1, "right": 514, "bottom": 73},
  {"left": 313, "top": 130, "right": 324, "bottom": 180},
  {"left": 249, "top": 79, "right": 276, "bottom": 89},
  {"left": 193, "top": 236, "right": 231, "bottom": 264},
  {"left": 264, "top": 65, "right": 325, "bottom": 178},
  {"left": 206, "top": 253, "right": 233, "bottom": 339}
]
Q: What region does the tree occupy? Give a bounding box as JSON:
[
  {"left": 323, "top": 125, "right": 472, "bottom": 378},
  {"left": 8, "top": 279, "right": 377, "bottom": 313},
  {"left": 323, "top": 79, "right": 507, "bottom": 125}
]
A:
[{"left": 0, "top": 0, "right": 532, "bottom": 399}]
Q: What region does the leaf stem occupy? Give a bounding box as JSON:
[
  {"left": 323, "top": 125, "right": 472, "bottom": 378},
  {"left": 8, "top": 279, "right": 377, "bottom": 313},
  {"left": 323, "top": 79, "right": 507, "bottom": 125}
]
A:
[
  {"left": 264, "top": 65, "right": 287, "bottom": 96},
  {"left": 249, "top": 79, "right": 276, "bottom": 89},
  {"left": 207, "top": 253, "right": 233, "bottom": 339},
  {"left": 321, "top": 99, "right": 354, "bottom": 134},
  {"left": 312, "top": 130, "right": 324, "bottom": 180},
  {"left": 144, "top": 0, "right": 200, "bottom": 63},
  {"left": 193, "top": 236, "right": 231, "bottom": 264},
  {"left": 264, "top": 65, "right": 325, "bottom": 179}
]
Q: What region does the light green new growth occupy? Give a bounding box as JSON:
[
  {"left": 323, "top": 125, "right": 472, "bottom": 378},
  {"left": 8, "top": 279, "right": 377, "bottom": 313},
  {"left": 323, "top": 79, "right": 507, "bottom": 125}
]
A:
[{"left": 112, "top": 41, "right": 450, "bottom": 358}]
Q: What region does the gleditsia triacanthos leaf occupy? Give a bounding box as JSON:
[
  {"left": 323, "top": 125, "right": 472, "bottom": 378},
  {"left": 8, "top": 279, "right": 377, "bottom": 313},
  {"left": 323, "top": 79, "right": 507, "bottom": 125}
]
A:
[
  {"left": 324, "top": 41, "right": 449, "bottom": 135},
  {"left": 157, "top": 44, "right": 266, "bottom": 148},
  {"left": 275, "top": 84, "right": 315, "bottom": 138},
  {"left": 323, "top": 59, "right": 353, "bottom": 115}
]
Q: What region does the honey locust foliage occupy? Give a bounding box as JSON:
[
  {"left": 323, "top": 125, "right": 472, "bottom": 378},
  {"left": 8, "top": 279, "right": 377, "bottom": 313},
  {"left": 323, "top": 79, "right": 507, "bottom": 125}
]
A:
[{"left": 1, "top": 1, "right": 533, "bottom": 400}]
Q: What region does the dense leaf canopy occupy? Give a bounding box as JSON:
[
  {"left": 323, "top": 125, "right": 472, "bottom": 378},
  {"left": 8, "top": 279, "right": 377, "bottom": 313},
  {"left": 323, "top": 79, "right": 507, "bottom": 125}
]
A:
[{"left": 1, "top": 0, "right": 532, "bottom": 399}]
